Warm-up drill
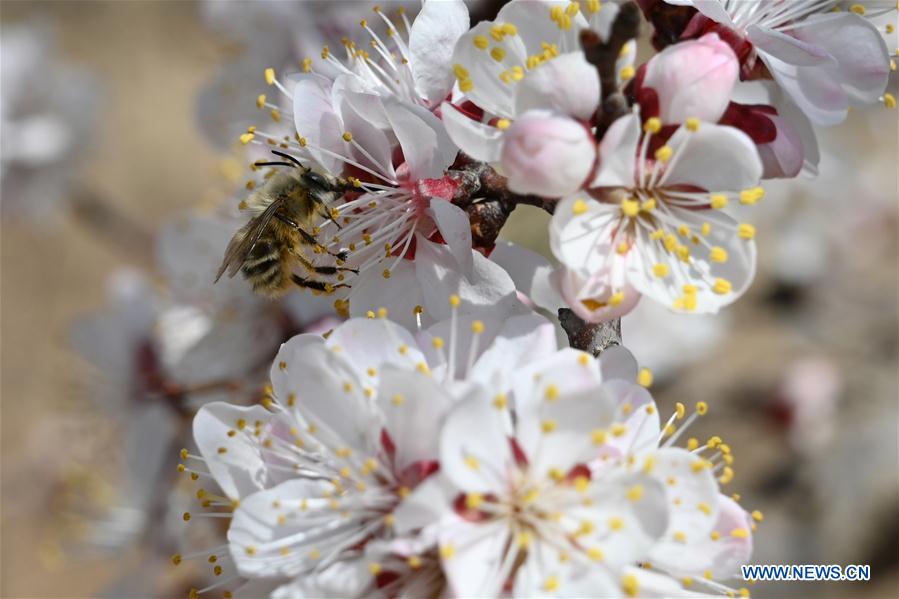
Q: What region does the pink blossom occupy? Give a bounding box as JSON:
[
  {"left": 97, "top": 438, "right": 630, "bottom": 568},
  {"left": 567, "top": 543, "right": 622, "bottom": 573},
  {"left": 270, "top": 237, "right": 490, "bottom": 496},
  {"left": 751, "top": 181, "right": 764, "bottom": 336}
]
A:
[
  {"left": 499, "top": 110, "right": 596, "bottom": 199},
  {"left": 640, "top": 33, "right": 739, "bottom": 124}
]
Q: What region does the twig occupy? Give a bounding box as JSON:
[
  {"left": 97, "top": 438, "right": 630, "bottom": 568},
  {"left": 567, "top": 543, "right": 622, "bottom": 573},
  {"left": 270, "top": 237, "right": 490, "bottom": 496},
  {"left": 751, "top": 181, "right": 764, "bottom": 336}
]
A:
[
  {"left": 581, "top": 1, "right": 642, "bottom": 138},
  {"left": 558, "top": 309, "right": 622, "bottom": 356}
]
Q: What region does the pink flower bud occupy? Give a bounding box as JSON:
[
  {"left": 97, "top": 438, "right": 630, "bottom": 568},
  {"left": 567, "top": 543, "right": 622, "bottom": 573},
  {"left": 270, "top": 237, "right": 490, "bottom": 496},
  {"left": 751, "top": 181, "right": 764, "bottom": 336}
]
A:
[
  {"left": 642, "top": 33, "right": 739, "bottom": 124},
  {"left": 500, "top": 111, "right": 596, "bottom": 199}
]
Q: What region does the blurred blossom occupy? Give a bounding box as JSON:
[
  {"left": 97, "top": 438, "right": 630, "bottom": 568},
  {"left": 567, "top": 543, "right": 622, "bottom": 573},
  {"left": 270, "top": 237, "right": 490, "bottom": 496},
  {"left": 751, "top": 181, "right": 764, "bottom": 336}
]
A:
[
  {"left": 0, "top": 22, "right": 100, "bottom": 223},
  {"left": 774, "top": 357, "right": 842, "bottom": 455},
  {"left": 55, "top": 208, "right": 338, "bottom": 585},
  {"left": 196, "top": 0, "right": 417, "bottom": 148}
]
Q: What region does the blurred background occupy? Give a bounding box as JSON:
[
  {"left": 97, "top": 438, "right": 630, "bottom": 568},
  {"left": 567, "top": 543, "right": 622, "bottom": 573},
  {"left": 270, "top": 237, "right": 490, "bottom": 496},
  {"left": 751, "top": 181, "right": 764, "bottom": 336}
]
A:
[{"left": 1, "top": 1, "right": 896, "bottom": 598}]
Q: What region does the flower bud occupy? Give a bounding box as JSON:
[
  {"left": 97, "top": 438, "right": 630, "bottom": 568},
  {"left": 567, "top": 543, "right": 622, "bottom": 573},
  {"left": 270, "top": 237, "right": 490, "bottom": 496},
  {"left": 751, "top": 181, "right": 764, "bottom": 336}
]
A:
[
  {"left": 642, "top": 33, "right": 739, "bottom": 124},
  {"left": 500, "top": 111, "right": 596, "bottom": 199}
]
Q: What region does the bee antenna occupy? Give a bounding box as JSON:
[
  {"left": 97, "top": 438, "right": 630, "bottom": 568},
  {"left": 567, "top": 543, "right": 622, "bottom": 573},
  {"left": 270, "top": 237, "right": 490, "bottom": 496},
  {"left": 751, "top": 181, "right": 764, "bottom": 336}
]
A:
[
  {"left": 271, "top": 150, "right": 305, "bottom": 168},
  {"left": 253, "top": 161, "right": 294, "bottom": 168}
]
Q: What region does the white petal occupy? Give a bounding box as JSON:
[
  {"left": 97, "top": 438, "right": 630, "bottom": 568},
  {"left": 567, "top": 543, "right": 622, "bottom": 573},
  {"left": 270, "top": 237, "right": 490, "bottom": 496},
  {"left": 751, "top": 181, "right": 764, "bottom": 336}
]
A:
[
  {"left": 440, "top": 101, "right": 504, "bottom": 163},
  {"left": 468, "top": 313, "right": 560, "bottom": 390},
  {"left": 192, "top": 402, "right": 273, "bottom": 500},
  {"left": 628, "top": 209, "right": 756, "bottom": 314},
  {"left": 517, "top": 384, "right": 617, "bottom": 477},
  {"left": 592, "top": 112, "right": 641, "bottom": 188},
  {"left": 513, "top": 52, "right": 601, "bottom": 119},
  {"left": 383, "top": 97, "right": 457, "bottom": 180},
  {"left": 439, "top": 516, "right": 509, "bottom": 597},
  {"left": 662, "top": 124, "right": 763, "bottom": 191},
  {"left": 489, "top": 241, "right": 565, "bottom": 313},
  {"left": 229, "top": 478, "right": 358, "bottom": 578},
  {"left": 348, "top": 261, "right": 424, "bottom": 331},
  {"left": 788, "top": 12, "right": 891, "bottom": 104},
  {"left": 746, "top": 25, "right": 833, "bottom": 67},
  {"left": 414, "top": 235, "right": 526, "bottom": 325},
  {"left": 270, "top": 334, "right": 380, "bottom": 455},
  {"left": 439, "top": 395, "right": 512, "bottom": 494},
  {"left": 647, "top": 448, "right": 721, "bottom": 574},
  {"left": 377, "top": 369, "right": 455, "bottom": 472},
  {"left": 429, "top": 198, "right": 472, "bottom": 272},
  {"left": 339, "top": 94, "right": 396, "bottom": 180},
  {"left": 510, "top": 346, "right": 606, "bottom": 416},
  {"left": 550, "top": 196, "right": 622, "bottom": 274},
  {"left": 409, "top": 0, "right": 470, "bottom": 104},
  {"left": 292, "top": 73, "right": 344, "bottom": 174},
  {"left": 323, "top": 318, "right": 424, "bottom": 378},
  {"left": 598, "top": 345, "right": 640, "bottom": 383}
]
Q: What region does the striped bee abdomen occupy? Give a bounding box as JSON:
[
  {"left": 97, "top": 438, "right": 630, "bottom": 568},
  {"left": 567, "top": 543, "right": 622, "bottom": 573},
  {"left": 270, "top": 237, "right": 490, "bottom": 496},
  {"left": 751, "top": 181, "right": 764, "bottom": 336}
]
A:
[{"left": 241, "top": 238, "right": 286, "bottom": 294}]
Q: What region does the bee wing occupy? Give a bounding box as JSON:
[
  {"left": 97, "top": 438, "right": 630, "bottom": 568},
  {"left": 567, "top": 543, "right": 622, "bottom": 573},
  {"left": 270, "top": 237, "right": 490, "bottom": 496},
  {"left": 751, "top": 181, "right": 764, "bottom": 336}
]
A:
[{"left": 214, "top": 197, "right": 286, "bottom": 282}]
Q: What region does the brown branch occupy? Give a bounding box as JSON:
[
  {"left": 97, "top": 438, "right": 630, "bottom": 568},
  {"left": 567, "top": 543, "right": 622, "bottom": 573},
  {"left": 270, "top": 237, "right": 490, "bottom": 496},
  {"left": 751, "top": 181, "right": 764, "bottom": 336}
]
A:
[
  {"left": 447, "top": 161, "right": 554, "bottom": 249},
  {"left": 581, "top": 1, "right": 642, "bottom": 138},
  {"left": 559, "top": 309, "right": 622, "bottom": 356}
]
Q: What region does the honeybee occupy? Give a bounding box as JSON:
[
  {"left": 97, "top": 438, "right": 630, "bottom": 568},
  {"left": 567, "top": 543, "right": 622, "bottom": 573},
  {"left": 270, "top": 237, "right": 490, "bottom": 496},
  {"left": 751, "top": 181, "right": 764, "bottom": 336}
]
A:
[{"left": 215, "top": 151, "right": 354, "bottom": 297}]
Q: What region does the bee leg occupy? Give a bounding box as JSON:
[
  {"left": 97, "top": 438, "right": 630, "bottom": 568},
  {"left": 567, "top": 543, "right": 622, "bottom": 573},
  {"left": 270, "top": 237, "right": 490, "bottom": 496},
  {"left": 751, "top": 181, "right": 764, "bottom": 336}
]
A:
[
  {"left": 290, "top": 274, "right": 349, "bottom": 293},
  {"left": 311, "top": 265, "right": 359, "bottom": 276}
]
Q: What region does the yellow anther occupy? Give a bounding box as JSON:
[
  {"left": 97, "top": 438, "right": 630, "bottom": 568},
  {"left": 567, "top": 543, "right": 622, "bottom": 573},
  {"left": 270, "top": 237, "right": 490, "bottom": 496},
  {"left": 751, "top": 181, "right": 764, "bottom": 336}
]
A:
[
  {"left": 655, "top": 145, "right": 673, "bottom": 163},
  {"left": 465, "top": 493, "right": 483, "bottom": 509},
  {"left": 641, "top": 198, "right": 657, "bottom": 211},
  {"left": 884, "top": 93, "right": 897, "bottom": 109},
  {"left": 449, "top": 294, "right": 461, "bottom": 308},
  {"left": 368, "top": 562, "right": 382, "bottom": 576},
  {"left": 541, "top": 419, "right": 558, "bottom": 434},
  {"left": 264, "top": 67, "right": 275, "bottom": 85},
  {"left": 490, "top": 24, "right": 505, "bottom": 41},
  {"left": 464, "top": 455, "right": 480, "bottom": 470},
  {"left": 695, "top": 401, "right": 708, "bottom": 415},
  {"left": 609, "top": 291, "right": 625, "bottom": 306},
  {"left": 366, "top": 310, "right": 376, "bottom": 319},
  {"left": 621, "top": 199, "right": 640, "bottom": 217},
  {"left": 543, "top": 576, "right": 560, "bottom": 592},
  {"left": 686, "top": 117, "right": 701, "bottom": 132},
  {"left": 245, "top": 545, "right": 256, "bottom": 555},
  {"left": 407, "top": 555, "right": 422, "bottom": 569},
  {"left": 691, "top": 459, "right": 710, "bottom": 472},
  {"left": 653, "top": 263, "right": 669, "bottom": 278},
  {"left": 611, "top": 423, "right": 627, "bottom": 437},
  {"left": 544, "top": 384, "right": 560, "bottom": 401},
  {"left": 738, "top": 223, "right": 756, "bottom": 240},
  {"left": 439, "top": 543, "right": 456, "bottom": 559},
  {"left": 719, "top": 466, "right": 734, "bottom": 484},
  {"left": 675, "top": 402, "right": 686, "bottom": 420},
  {"left": 701, "top": 222, "right": 712, "bottom": 236},
  {"left": 710, "top": 246, "right": 728, "bottom": 263},
  {"left": 432, "top": 337, "right": 445, "bottom": 350},
  {"left": 572, "top": 198, "right": 590, "bottom": 215},
  {"left": 391, "top": 394, "right": 404, "bottom": 406},
  {"left": 638, "top": 368, "right": 653, "bottom": 388},
  {"left": 515, "top": 530, "right": 533, "bottom": 548},
  {"left": 710, "top": 194, "right": 728, "bottom": 209},
  {"left": 459, "top": 78, "right": 474, "bottom": 92},
  {"left": 849, "top": 3, "right": 865, "bottom": 14},
  {"left": 616, "top": 242, "right": 630, "bottom": 255},
  {"left": 712, "top": 278, "right": 732, "bottom": 295},
  {"left": 256, "top": 94, "right": 266, "bottom": 109},
  {"left": 619, "top": 65, "right": 636, "bottom": 81},
  {"left": 687, "top": 437, "right": 699, "bottom": 450},
  {"left": 587, "top": 0, "right": 602, "bottom": 13},
  {"left": 739, "top": 186, "right": 765, "bottom": 205},
  {"left": 698, "top": 502, "right": 712, "bottom": 515},
  {"left": 752, "top": 510, "right": 764, "bottom": 522},
  {"left": 730, "top": 527, "right": 749, "bottom": 539},
  {"left": 644, "top": 117, "right": 662, "bottom": 134},
  {"left": 342, "top": 131, "right": 353, "bottom": 142},
  {"left": 495, "top": 118, "right": 511, "bottom": 130},
  {"left": 673, "top": 531, "right": 687, "bottom": 542},
  {"left": 627, "top": 484, "right": 644, "bottom": 502},
  {"left": 621, "top": 573, "right": 639, "bottom": 597},
  {"left": 239, "top": 132, "right": 255, "bottom": 145},
  {"left": 490, "top": 391, "right": 504, "bottom": 409},
  {"left": 453, "top": 64, "right": 470, "bottom": 80},
  {"left": 490, "top": 47, "right": 506, "bottom": 62}
]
